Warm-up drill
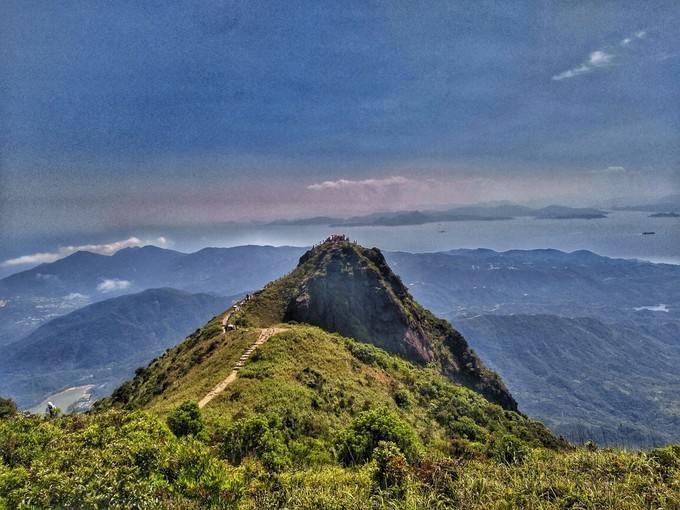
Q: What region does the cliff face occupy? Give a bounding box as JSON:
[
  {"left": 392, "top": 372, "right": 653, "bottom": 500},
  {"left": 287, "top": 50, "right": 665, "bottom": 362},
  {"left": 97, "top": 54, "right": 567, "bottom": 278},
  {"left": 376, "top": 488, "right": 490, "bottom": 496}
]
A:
[{"left": 285, "top": 242, "right": 435, "bottom": 364}]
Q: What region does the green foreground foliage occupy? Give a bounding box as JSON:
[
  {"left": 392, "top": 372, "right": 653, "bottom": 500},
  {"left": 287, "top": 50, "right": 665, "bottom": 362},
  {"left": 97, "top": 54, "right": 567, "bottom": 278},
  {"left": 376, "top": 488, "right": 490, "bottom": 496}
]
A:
[
  {"left": 80, "top": 321, "right": 679, "bottom": 508},
  {"left": 1, "top": 409, "right": 679, "bottom": 509}
]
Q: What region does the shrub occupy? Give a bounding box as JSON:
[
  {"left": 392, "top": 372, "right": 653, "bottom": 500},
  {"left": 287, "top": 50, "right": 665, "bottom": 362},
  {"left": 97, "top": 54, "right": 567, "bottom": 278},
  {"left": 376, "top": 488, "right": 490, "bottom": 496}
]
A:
[
  {"left": 373, "top": 441, "right": 409, "bottom": 495},
  {"left": 166, "top": 401, "right": 204, "bottom": 438},
  {"left": 337, "top": 407, "right": 420, "bottom": 466},
  {"left": 448, "top": 416, "right": 485, "bottom": 441},
  {"left": 488, "top": 434, "right": 529, "bottom": 465},
  {"left": 392, "top": 389, "right": 410, "bottom": 408},
  {"left": 0, "top": 397, "right": 18, "bottom": 420},
  {"left": 649, "top": 444, "right": 680, "bottom": 480},
  {"left": 219, "top": 414, "right": 290, "bottom": 471}
]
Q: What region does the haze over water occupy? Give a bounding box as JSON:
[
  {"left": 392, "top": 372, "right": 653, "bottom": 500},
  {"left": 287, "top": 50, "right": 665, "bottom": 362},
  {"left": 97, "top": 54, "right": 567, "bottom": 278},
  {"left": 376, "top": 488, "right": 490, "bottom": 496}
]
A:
[{"left": 153, "top": 210, "right": 680, "bottom": 265}]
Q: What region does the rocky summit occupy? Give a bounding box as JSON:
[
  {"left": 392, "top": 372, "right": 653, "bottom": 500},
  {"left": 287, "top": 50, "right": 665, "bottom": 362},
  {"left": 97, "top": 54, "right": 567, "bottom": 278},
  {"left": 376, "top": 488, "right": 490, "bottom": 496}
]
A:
[{"left": 231, "top": 235, "right": 516, "bottom": 410}]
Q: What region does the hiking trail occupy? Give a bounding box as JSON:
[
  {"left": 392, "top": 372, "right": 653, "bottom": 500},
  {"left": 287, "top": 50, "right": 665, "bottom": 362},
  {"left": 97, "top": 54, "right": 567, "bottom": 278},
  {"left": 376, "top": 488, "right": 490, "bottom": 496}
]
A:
[{"left": 198, "top": 327, "right": 285, "bottom": 408}]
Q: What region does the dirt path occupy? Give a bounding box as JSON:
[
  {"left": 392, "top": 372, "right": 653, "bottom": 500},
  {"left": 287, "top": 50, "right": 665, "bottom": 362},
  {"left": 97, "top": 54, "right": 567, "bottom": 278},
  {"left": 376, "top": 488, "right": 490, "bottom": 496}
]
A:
[
  {"left": 198, "top": 327, "right": 286, "bottom": 408},
  {"left": 221, "top": 300, "right": 244, "bottom": 332}
]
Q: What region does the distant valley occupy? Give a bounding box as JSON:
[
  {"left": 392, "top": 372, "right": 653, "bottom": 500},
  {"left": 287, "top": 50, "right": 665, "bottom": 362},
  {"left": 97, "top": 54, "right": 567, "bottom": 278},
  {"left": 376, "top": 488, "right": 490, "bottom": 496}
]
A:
[{"left": 0, "top": 288, "right": 231, "bottom": 409}]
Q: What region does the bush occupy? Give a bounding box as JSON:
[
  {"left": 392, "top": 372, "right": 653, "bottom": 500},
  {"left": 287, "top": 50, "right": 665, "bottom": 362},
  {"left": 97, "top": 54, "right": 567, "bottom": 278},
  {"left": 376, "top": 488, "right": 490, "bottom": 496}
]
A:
[
  {"left": 166, "top": 401, "right": 204, "bottom": 438},
  {"left": 392, "top": 389, "right": 410, "bottom": 409},
  {"left": 649, "top": 444, "right": 680, "bottom": 480},
  {"left": 448, "top": 416, "right": 485, "bottom": 441},
  {"left": 337, "top": 407, "right": 420, "bottom": 466},
  {"left": 373, "top": 441, "right": 409, "bottom": 495},
  {"left": 488, "top": 434, "right": 529, "bottom": 465},
  {"left": 0, "top": 397, "right": 18, "bottom": 420},
  {"left": 219, "top": 414, "right": 290, "bottom": 471}
]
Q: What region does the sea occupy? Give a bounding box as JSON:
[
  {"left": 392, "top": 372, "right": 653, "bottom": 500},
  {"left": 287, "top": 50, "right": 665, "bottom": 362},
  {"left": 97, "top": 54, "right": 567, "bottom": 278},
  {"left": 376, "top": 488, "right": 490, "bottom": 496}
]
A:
[{"left": 175, "top": 210, "right": 680, "bottom": 265}]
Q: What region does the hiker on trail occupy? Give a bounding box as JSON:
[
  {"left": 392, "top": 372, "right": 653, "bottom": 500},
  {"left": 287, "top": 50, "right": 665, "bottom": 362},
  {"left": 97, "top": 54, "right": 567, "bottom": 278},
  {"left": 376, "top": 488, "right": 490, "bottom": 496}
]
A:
[{"left": 46, "top": 402, "right": 57, "bottom": 417}]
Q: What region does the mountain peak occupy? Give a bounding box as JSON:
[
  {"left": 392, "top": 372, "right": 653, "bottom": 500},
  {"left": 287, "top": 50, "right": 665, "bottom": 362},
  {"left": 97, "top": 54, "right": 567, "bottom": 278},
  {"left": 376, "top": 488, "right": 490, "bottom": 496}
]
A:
[
  {"left": 287, "top": 236, "right": 432, "bottom": 361},
  {"left": 235, "top": 237, "right": 517, "bottom": 410}
]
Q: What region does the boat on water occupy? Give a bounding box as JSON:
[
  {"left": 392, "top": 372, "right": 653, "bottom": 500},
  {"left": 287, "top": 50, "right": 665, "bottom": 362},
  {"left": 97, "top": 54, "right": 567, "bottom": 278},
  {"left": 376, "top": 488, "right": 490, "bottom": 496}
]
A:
[{"left": 642, "top": 231, "right": 655, "bottom": 235}]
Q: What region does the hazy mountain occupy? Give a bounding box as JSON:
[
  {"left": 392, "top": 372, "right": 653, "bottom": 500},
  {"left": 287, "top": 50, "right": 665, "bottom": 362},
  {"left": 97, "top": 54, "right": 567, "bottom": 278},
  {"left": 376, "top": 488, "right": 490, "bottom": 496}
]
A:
[
  {"left": 0, "top": 245, "right": 305, "bottom": 346},
  {"left": 613, "top": 194, "right": 680, "bottom": 212},
  {"left": 0, "top": 245, "right": 305, "bottom": 298},
  {"left": 0, "top": 288, "right": 232, "bottom": 408},
  {"left": 385, "top": 248, "right": 680, "bottom": 321},
  {"left": 273, "top": 204, "right": 608, "bottom": 227},
  {"left": 533, "top": 206, "right": 607, "bottom": 219},
  {"left": 456, "top": 314, "right": 680, "bottom": 447}
]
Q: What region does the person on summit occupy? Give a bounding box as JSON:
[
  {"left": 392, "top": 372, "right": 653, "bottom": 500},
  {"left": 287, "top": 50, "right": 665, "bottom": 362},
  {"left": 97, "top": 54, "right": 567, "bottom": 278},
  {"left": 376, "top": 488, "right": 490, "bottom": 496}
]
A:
[{"left": 46, "top": 401, "right": 57, "bottom": 417}]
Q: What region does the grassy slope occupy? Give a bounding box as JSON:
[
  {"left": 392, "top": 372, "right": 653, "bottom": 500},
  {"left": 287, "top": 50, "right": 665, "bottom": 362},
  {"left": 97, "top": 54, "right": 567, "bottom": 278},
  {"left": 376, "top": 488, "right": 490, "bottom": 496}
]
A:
[{"left": 101, "top": 318, "right": 560, "bottom": 459}]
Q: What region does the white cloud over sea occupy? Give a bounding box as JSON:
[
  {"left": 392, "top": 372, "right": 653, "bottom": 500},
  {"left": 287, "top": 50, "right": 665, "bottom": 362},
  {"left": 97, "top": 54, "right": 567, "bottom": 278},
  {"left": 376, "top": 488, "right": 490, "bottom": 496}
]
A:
[
  {"left": 1, "top": 237, "right": 172, "bottom": 268},
  {"left": 307, "top": 176, "right": 413, "bottom": 191}
]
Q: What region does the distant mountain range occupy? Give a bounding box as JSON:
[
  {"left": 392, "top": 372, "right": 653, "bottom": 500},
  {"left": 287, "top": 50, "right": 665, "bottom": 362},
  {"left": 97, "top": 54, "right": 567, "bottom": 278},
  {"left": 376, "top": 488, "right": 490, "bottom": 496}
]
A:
[
  {"left": 611, "top": 194, "right": 680, "bottom": 213},
  {"left": 0, "top": 245, "right": 305, "bottom": 347},
  {"left": 0, "top": 245, "right": 304, "bottom": 299}
]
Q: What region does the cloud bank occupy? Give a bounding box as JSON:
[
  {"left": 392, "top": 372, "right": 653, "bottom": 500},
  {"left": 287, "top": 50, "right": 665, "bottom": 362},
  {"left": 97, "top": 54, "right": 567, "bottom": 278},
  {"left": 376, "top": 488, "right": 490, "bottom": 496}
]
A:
[{"left": 1, "top": 237, "right": 171, "bottom": 267}]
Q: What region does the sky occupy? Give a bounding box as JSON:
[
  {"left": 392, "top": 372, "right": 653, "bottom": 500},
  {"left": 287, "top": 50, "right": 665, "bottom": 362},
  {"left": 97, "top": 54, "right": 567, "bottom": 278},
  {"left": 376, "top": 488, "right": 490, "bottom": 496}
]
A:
[{"left": 1, "top": 1, "right": 679, "bottom": 268}]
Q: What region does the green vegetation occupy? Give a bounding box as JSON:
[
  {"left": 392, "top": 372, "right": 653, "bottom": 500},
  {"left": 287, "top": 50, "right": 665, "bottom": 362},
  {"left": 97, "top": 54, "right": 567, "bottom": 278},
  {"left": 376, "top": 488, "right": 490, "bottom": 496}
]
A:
[
  {"left": 1, "top": 409, "right": 678, "bottom": 508},
  {"left": 2, "top": 320, "right": 679, "bottom": 508},
  {"left": 80, "top": 322, "right": 680, "bottom": 509},
  {"left": 167, "top": 401, "right": 205, "bottom": 438},
  {"left": 0, "top": 410, "right": 242, "bottom": 508}
]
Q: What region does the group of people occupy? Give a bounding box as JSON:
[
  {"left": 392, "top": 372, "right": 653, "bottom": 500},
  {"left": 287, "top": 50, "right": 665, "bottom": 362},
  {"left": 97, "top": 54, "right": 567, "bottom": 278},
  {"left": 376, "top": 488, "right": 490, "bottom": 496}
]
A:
[{"left": 324, "top": 234, "right": 349, "bottom": 243}]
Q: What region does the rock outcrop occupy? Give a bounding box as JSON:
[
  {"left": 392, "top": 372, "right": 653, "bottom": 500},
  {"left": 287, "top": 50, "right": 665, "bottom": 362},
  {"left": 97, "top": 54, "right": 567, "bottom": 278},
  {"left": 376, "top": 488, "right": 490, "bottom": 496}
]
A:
[
  {"left": 235, "top": 236, "right": 517, "bottom": 411},
  {"left": 286, "top": 242, "right": 435, "bottom": 364}
]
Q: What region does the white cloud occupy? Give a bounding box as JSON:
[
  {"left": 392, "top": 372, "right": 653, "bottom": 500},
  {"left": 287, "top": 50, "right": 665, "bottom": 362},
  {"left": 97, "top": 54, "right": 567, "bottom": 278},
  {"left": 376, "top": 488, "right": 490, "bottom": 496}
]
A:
[
  {"left": 588, "top": 50, "right": 613, "bottom": 66},
  {"left": 552, "top": 50, "right": 614, "bottom": 81},
  {"left": 308, "top": 176, "right": 412, "bottom": 191},
  {"left": 553, "top": 28, "right": 650, "bottom": 81},
  {"left": 621, "top": 29, "right": 646, "bottom": 46},
  {"left": 65, "top": 293, "right": 89, "bottom": 301},
  {"left": 1, "top": 236, "right": 172, "bottom": 267},
  {"left": 3, "top": 252, "right": 70, "bottom": 267},
  {"left": 97, "top": 279, "right": 131, "bottom": 293},
  {"left": 589, "top": 166, "right": 630, "bottom": 176}
]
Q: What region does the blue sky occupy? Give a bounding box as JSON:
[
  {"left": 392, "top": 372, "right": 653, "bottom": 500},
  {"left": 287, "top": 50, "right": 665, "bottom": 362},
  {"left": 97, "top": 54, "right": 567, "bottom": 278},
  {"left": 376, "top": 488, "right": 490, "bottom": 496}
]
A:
[{"left": 1, "top": 1, "right": 678, "bottom": 266}]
